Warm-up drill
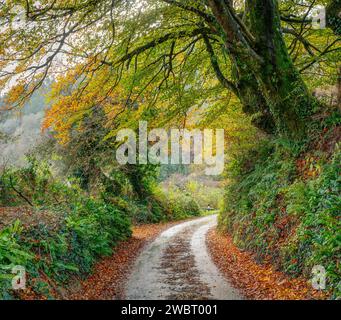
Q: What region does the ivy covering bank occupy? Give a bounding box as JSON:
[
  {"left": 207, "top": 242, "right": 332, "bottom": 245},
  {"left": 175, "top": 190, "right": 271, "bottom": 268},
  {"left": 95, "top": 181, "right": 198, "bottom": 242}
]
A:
[{"left": 222, "top": 112, "right": 341, "bottom": 299}]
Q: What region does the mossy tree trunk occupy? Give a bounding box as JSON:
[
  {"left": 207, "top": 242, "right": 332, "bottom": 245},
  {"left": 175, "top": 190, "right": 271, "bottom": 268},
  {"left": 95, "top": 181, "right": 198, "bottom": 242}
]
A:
[
  {"left": 232, "top": 58, "right": 276, "bottom": 134},
  {"left": 247, "top": 0, "right": 313, "bottom": 137},
  {"left": 208, "top": 0, "right": 314, "bottom": 140}
]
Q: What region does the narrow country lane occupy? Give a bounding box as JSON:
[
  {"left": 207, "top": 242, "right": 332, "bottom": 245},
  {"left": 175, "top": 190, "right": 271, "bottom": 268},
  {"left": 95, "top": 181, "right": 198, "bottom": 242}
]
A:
[{"left": 125, "top": 215, "right": 242, "bottom": 300}]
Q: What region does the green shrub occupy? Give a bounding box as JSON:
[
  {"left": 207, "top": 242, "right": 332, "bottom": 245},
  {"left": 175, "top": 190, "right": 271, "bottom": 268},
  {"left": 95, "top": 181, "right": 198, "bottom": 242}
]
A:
[
  {"left": 185, "top": 181, "right": 224, "bottom": 209},
  {"left": 222, "top": 136, "right": 340, "bottom": 298},
  {"left": 0, "top": 221, "right": 34, "bottom": 299},
  {"left": 0, "top": 157, "right": 82, "bottom": 207},
  {"left": 165, "top": 187, "right": 202, "bottom": 220},
  {"left": 281, "top": 146, "right": 341, "bottom": 298},
  {"left": 0, "top": 198, "right": 131, "bottom": 299}
]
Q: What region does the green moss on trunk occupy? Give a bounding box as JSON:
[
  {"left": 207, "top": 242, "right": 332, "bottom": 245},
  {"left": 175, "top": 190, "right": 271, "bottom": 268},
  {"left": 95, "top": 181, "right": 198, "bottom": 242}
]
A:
[{"left": 246, "top": 0, "right": 313, "bottom": 139}]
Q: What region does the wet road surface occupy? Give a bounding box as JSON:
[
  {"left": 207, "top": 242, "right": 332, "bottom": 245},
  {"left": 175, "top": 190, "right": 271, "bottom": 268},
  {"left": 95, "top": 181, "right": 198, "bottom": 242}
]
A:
[{"left": 125, "top": 215, "right": 242, "bottom": 300}]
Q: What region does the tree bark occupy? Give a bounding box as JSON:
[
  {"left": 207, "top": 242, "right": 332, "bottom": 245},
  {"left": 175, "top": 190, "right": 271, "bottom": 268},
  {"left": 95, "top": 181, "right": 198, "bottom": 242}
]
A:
[
  {"left": 234, "top": 60, "right": 276, "bottom": 134},
  {"left": 208, "top": 0, "right": 315, "bottom": 140},
  {"left": 247, "top": 0, "right": 314, "bottom": 138},
  {"left": 337, "top": 64, "right": 341, "bottom": 112},
  {"left": 326, "top": 0, "right": 341, "bottom": 36}
]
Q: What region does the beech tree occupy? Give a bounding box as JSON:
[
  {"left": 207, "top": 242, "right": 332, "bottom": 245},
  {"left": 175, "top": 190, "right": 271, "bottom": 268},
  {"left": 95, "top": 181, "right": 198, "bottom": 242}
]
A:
[{"left": 0, "top": 0, "right": 339, "bottom": 140}]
